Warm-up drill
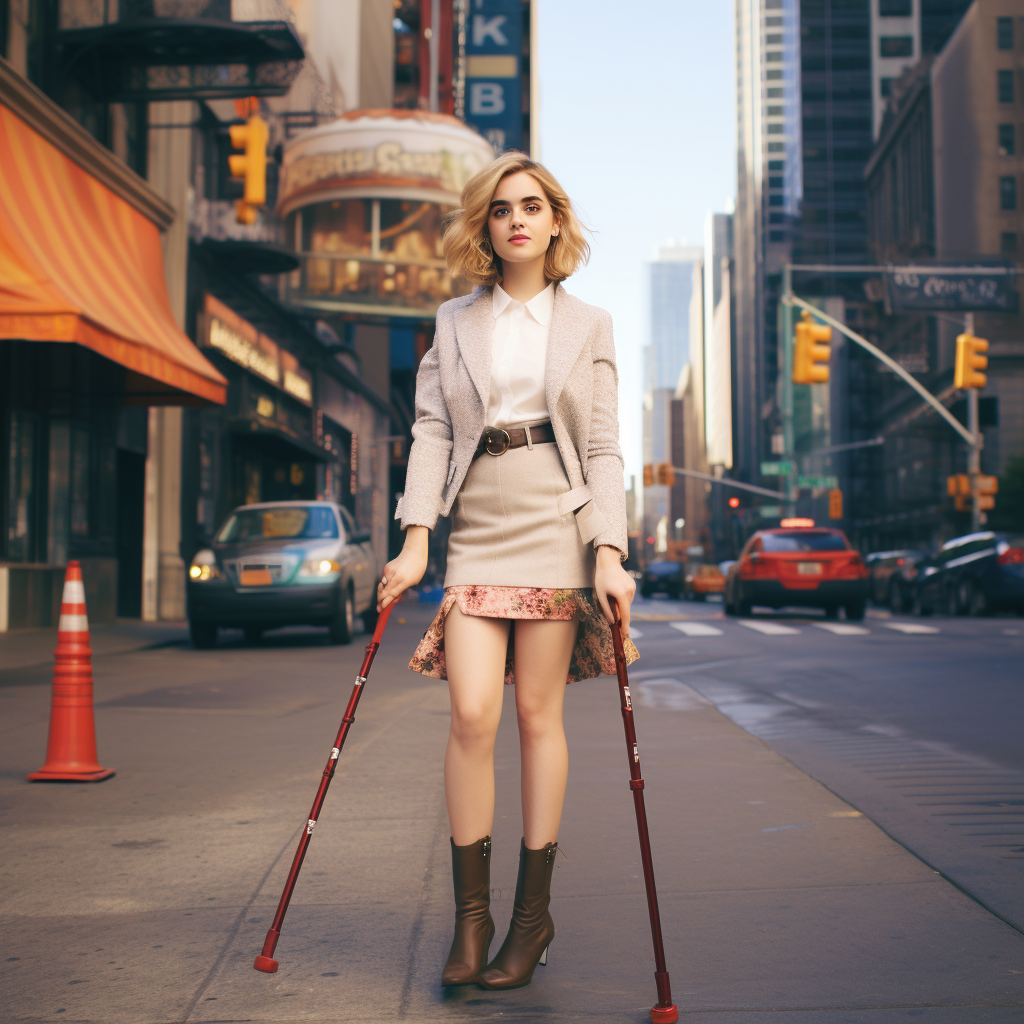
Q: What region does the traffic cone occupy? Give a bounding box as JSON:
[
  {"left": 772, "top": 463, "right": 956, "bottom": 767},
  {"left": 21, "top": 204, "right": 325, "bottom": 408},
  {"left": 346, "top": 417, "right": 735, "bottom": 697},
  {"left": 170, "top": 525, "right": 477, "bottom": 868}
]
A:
[{"left": 27, "top": 561, "right": 114, "bottom": 783}]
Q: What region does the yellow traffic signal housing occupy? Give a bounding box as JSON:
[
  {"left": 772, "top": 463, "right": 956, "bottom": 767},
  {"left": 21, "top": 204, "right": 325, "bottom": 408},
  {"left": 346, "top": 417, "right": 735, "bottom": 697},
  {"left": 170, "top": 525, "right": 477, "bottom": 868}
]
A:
[
  {"left": 947, "top": 474, "right": 970, "bottom": 497},
  {"left": 793, "top": 311, "right": 832, "bottom": 384},
  {"left": 828, "top": 488, "right": 843, "bottom": 519},
  {"left": 655, "top": 463, "right": 676, "bottom": 486},
  {"left": 978, "top": 474, "right": 998, "bottom": 496},
  {"left": 643, "top": 464, "right": 654, "bottom": 487},
  {"left": 228, "top": 114, "right": 269, "bottom": 223},
  {"left": 954, "top": 333, "right": 988, "bottom": 389}
]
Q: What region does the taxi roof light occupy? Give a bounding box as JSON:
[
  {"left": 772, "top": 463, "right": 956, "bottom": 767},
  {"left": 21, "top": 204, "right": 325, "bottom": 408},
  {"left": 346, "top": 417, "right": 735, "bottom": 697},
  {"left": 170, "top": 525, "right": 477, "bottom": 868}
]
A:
[{"left": 780, "top": 517, "right": 815, "bottom": 528}]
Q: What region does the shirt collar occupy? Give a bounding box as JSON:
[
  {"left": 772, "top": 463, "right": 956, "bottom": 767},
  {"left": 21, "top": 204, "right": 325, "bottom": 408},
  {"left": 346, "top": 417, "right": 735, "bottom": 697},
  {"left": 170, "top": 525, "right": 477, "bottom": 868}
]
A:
[{"left": 491, "top": 282, "right": 555, "bottom": 325}]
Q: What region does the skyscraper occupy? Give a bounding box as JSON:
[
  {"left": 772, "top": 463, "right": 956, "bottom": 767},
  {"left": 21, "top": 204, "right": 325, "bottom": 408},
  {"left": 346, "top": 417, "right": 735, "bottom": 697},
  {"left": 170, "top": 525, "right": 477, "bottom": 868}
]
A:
[{"left": 645, "top": 244, "right": 703, "bottom": 392}]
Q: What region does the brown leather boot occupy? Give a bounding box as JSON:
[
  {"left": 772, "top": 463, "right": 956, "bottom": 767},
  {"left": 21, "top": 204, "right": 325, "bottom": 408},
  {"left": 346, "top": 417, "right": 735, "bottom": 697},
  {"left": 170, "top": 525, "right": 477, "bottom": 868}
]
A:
[
  {"left": 441, "top": 836, "right": 495, "bottom": 986},
  {"left": 477, "top": 838, "right": 556, "bottom": 990}
]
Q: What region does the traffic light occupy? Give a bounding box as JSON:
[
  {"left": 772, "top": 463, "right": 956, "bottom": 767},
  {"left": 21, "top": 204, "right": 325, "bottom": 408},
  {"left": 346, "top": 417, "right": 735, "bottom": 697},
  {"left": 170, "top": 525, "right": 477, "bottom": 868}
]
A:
[
  {"left": 228, "top": 113, "right": 269, "bottom": 224},
  {"left": 655, "top": 462, "right": 676, "bottom": 486},
  {"left": 947, "top": 474, "right": 970, "bottom": 498},
  {"left": 728, "top": 496, "right": 740, "bottom": 509},
  {"left": 793, "top": 310, "right": 831, "bottom": 384},
  {"left": 828, "top": 488, "right": 843, "bottom": 519},
  {"left": 954, "top": 333, "right": 988, "bottom": 389},
  {"left": 978, "top": 474, "right": 998, "bottom": 511},
  {"left": 643, "top": 464, "right": 654, "bottom": 487}
]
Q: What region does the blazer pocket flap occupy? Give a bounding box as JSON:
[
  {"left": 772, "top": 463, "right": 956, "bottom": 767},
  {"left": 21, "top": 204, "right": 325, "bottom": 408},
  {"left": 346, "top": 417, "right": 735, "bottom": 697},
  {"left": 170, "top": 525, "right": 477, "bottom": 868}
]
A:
[
  {"left": 573, "top": 499, "right": 608, "bottom": 545},
  {"left": 557, "top": 484, "right": 593, "bottom": 517}
]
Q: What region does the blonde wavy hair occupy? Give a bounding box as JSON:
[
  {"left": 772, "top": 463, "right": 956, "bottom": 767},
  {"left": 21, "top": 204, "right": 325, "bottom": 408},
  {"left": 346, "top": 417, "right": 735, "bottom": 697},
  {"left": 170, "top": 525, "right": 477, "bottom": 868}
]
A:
[{"left": 442, "top": 151, "right": 590, "bottom": 286}]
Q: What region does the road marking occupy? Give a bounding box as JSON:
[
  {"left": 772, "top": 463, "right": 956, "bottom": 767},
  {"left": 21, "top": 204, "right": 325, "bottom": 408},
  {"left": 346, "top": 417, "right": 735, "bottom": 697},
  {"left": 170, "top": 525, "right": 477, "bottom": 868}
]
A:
[
  {"left": 883, "top": 622, "right": 940, "bottom": 634},
  {"left": 737, "top": 620, "right": 801, "bottom": 635},
  {"left": 670, "top": 621, "right": 723, "bottom": 637},
  {"left": 814, "top": 622, "right": 870, "bottom": 635}
]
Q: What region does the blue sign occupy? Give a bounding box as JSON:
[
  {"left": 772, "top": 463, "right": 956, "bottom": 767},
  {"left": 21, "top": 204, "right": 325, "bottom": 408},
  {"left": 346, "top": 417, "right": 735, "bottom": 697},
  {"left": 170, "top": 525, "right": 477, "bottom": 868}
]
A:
[{"left": 464, "top": 0, "right": 522, "bottom": 154}]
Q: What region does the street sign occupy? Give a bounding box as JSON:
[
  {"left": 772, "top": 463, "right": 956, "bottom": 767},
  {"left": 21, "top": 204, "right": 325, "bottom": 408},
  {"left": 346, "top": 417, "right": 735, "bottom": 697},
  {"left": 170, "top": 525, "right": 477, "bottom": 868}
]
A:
[
  {"left": 797, "top": 475, "right": 839, "bottom": 489},
  {"left": 885, "top": 268, "right": 1017, "bottom": 313},
  {"left": 759, "top": 505, "right": 783, "bottom": 518},
  {"left": 760, "top": 460, "right": 794, "bottom": 476}
]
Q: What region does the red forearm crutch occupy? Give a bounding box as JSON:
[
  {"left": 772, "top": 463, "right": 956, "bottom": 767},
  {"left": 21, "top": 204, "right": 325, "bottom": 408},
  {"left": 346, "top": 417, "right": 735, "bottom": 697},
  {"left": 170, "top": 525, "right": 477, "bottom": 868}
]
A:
[
  {"left": 254, "top": 603, "right": 395, "bottom": 973},
  {"left": 609, "top": 599, "right": 679, "bottom": 1024}
]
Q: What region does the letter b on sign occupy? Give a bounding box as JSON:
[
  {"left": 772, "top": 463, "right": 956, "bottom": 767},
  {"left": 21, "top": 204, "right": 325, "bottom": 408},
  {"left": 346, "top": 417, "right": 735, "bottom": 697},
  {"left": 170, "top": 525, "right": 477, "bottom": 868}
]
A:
[{"left": 470, "top": 83, "right": 506, "bottom": 115}]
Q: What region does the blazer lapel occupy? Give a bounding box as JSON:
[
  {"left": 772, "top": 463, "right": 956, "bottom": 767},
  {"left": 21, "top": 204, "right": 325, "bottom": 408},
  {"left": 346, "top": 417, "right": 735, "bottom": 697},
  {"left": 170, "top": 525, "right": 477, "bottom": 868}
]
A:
[
  {"left": 453, "top": 288, "right": 494, "bottom": 412},
  {"left": 545, "top": 284, "right": 588, "bottom": 412}
]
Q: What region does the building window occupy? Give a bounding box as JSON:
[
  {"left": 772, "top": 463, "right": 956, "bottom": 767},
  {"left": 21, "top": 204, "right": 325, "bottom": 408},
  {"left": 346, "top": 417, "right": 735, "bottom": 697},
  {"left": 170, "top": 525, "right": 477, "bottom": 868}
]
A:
[
  {"left": 766, "top": 33, "right": 782, "bottom": 45},
  {"left": 769, "top": 194, "right": 784, "bottom": 206},
  {"left": 767, "top": 87, "right": 783, "bottom": 98},
  {"left": 769, "top": 230, "right": 786, "bottom": 242},
  {"left": 880, "top": 36, "right": 913, "bottom": 58},
  {"left": 880, "top": 77, "right": 894, "bottom": 97},
  {"left": 768, "top": 141, "right": 784, "bottom": 152},
  {"left": 766, "top": 50, "right": 782, "bottom": 63},
  {"left": 767, "top": 123, "right": 784, "bottom": 134},
  {"left": 1001, "top": 231, "right": 1018, "bottom": 254},
  {"left": 768, "top": 159, "right": 785, "bottom": 171},
  {"left": 998, "top": 69, "right": 1014, "bottom": 103},
  {"left": 879, "top": 0, "right": 912, "bottom": 14},
  {"left": 997, "top": 17, "right": 1013, "bottom": 50},
  {"left": 769, "top": 175, "right": 784, "bottom": 188},
  {"left": 999, "top": 123, "right": 1016, "bottom": 155},
  {"left": 768, "top": 105, "right": 783, "bottom": 116},
  {"left": 1000, "top": 175, "right": 1017, "bottom": 210}
]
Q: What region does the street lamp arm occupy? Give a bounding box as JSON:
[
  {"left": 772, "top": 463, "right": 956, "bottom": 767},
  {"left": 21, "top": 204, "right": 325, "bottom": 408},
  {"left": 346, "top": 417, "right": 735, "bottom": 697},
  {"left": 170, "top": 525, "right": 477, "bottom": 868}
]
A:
[
  {"left": 782, "top": 293, "right": 975, "bottom": 447},
  {"left": 669, "top": 467, "right": 791, "bottom": 501}
]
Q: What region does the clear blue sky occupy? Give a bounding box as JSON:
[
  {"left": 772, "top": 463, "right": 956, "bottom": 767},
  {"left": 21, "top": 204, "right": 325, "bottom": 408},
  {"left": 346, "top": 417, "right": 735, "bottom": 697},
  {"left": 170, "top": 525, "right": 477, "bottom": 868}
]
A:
[{"left": 537, "top": 2, "right": 736, "bottom": 482}]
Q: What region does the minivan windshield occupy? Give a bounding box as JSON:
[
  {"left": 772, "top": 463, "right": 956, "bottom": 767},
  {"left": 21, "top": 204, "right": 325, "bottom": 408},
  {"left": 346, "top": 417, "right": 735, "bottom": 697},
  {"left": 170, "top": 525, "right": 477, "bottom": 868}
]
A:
[
  {"left": 762, "top": 531, "right": 848, "bottom": 553},
  {"left": 217, "top": 505, "right": 338, "bottom": 542}
]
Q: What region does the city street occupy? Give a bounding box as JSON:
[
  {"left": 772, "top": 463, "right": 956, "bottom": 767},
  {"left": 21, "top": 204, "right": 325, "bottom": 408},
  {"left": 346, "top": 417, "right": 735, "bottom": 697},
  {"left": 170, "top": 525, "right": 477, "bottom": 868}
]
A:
[{"left": 2, "top": 602, "right": 1023, "bottom": 1023}]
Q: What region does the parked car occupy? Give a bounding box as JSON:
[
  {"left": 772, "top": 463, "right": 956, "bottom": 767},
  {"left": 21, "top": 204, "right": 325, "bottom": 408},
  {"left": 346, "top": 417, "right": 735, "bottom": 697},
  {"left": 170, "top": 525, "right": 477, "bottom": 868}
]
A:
[
  {"left": 724, "top": 524, "right": 869, "bottom": 619},
  {"left": 899, "top": 531, "right": 1024, "bottom": 617},
  {"left": 640, "top": 560, "right": 685, "bottom": 599},
  {"left": 186, "top": 501, "right": 379, "bottom": 649},
  {"left": 864, "top": 549, "right": 928, "bottom": 606},
  {"left": 685, "top": 563, "right": 725, "bottom": 601}
]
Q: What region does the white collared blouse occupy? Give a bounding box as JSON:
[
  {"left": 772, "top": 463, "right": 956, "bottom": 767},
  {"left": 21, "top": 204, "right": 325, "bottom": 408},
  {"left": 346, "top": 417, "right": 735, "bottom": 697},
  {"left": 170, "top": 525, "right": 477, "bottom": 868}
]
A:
[{"left": 486, "top": 281, "right": 555, "bottom": 429}]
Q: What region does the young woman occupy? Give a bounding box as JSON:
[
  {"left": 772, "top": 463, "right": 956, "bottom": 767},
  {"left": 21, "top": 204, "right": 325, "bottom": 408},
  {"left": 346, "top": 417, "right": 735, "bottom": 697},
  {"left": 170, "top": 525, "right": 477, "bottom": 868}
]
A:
[{"left": 377, "top": 151, "right": 638, "bottom": 990}]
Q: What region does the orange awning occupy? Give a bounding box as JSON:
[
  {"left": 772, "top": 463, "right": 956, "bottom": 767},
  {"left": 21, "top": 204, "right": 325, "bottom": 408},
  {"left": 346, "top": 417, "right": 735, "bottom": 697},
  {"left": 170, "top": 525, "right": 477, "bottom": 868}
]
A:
[{"left": 0, "top": 104, "right": 227, "bottom": 405}]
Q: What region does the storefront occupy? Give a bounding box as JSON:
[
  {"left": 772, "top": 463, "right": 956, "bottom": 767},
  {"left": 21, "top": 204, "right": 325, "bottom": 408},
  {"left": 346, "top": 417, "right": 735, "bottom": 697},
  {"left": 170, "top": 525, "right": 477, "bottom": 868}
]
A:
[
  {"left": 181, "top": 245, "right": 393, "bottom": 571},
  {"left": 0, "top": 65, "right": 227, "bottom": 629}
]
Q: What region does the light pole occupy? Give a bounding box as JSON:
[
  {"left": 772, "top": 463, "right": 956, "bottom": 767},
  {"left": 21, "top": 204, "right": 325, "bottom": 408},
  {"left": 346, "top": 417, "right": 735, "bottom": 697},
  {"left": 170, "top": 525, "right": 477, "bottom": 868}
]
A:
[{"left": 963, "top": 312, "right": 983, "bottom": 532}]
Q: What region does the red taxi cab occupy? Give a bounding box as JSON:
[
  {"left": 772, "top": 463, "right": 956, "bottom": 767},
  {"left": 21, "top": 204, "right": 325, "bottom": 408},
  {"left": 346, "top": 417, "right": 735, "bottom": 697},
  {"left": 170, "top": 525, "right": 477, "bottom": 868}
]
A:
[{"left": 723, "top": 519, "right": 869, "bottom": 620}]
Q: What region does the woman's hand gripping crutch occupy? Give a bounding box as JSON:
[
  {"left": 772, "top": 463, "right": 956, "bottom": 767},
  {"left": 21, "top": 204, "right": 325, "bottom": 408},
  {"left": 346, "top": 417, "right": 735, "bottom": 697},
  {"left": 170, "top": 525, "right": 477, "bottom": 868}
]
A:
[
  {"left": 254, "top": 603, "right": 396, "bottom": 973},
  {"left": 609, "top": 596, "right": 679, "bottom": 1024}
]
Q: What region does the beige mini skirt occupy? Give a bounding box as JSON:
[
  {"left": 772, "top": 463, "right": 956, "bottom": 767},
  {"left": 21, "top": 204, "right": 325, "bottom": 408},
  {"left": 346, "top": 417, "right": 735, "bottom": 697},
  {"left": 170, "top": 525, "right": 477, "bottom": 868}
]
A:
[{"left": 444, "top": 442, "right": 594, "bottom": 589}]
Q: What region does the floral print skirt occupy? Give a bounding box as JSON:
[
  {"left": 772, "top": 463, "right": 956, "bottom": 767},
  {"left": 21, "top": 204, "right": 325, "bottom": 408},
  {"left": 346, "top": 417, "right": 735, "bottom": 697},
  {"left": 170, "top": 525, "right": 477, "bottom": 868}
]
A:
[{"left": 408, "top": 585, "right": 640, "bottom": 686}]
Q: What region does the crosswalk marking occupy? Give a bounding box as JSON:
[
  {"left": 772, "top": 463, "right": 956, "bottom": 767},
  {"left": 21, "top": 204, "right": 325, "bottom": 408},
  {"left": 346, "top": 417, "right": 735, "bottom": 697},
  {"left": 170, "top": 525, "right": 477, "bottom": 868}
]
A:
[
  {"left": 883, "top": 622, "right": 940, "bottom": 634},
  {"left": 814, "top": 622, "right": 870, "bottom": 635},
  {"left": 737, "top": 620, "right": 801, "bottom": 635},
  {"left": 670, "top": 621, "right": 723, "bottom": 637}
]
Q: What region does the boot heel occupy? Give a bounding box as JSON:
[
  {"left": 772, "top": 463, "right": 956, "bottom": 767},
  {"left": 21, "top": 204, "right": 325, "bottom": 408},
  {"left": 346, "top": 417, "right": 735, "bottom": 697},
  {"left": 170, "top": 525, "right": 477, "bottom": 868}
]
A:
[{"left": 538, "top": 945, "right": 548, "bottom": 967}]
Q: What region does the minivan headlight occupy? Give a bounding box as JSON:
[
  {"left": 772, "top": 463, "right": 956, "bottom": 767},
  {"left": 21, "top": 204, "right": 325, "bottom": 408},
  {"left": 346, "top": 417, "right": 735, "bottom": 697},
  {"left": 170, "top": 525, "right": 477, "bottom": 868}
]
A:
[
  {"left": 299, "top": 557, "right": 340, "bottom": 579},
  {"left": 189, "top": 549, "right": 219, "bottom": 581}
]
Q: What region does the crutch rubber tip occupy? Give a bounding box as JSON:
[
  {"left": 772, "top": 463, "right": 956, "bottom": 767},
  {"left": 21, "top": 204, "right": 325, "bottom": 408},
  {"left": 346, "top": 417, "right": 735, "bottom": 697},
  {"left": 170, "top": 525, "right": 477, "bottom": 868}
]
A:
[
  {"left": 254, "top": 955, "right": 279, "bottom": 973},
  {"left": 651, "top": 1005, "right": 678, "bottom": 1024}
]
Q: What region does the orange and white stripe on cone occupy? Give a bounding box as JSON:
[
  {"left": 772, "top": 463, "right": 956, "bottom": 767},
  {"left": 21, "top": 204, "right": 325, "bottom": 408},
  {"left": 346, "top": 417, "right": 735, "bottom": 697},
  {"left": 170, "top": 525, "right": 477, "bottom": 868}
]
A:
[{"left": 57, "top": 564, "right": 89, "bottom": 636}]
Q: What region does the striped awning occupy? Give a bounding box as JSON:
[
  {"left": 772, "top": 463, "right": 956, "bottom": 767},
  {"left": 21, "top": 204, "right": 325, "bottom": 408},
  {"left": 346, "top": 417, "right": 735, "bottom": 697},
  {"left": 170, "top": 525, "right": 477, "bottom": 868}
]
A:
[{"left": 0, "top": 104, "right": 227, "bottom": 405}]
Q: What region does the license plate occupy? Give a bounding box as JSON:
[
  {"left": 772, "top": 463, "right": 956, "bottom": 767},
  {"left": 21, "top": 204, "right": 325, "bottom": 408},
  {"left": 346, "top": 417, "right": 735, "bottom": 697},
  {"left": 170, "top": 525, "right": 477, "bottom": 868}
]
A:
[
  {"left": 240, "top": 568, "right": 273, "bottom": 586},
  {"left": 797, "top": 562, "right": 823, "bottom": 575}
]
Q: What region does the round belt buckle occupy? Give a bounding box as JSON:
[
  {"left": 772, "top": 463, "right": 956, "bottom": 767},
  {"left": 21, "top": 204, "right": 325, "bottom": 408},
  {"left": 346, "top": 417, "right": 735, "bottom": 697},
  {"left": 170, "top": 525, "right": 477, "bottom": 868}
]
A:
[{"left": 483, "top": 426, "right": 511, "bottom": 456}]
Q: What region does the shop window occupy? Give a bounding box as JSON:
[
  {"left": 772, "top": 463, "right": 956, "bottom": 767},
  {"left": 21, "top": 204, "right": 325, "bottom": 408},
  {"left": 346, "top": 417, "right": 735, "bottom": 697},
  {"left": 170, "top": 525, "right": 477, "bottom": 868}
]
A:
[
  {"left": 880, "top": 36, "right": 913, "bottom": 58},
  {"left": 5, "top": 411, "right": 37, "bottom": 562},
  {"left": 1000, "top": 175, "right": 1017, "bottom": 210},
  {"left": 879, "top": 0, "right": 911, "bottom": 14},
  {"left": 294, "top": 197, "right": 457, "bottom": 312},
  {"left": 998, "top": 17, "right": 1013, "bottom": 50},
  {"left": 998, "top": 69, "right": 1014, "bottom": 104},
  {"left": 70, "top": 425, "right": 90, "bottom": 538},
  {"left": 999, "top": 123, "right": 1016, "bottom": 155}
]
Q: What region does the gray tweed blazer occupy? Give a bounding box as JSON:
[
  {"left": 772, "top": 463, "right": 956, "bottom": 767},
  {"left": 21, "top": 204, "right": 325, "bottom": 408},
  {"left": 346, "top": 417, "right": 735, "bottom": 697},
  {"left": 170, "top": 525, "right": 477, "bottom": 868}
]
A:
[{"left": 396, "top": 283, "right": 628, "bottom": 556}]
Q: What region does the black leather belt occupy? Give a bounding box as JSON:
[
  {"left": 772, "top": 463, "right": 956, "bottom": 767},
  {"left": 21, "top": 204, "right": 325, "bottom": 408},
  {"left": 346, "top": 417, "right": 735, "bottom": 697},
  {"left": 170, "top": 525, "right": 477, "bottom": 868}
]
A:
[{"left": 475, "top": 422, "right": 556, "bottom": 458}]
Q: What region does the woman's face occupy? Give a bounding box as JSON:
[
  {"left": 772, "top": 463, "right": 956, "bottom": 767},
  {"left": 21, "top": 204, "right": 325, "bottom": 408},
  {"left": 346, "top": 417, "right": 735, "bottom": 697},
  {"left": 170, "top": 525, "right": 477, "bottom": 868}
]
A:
[{"left": 486, "top": 171, "right": 560, "bottom": 270}]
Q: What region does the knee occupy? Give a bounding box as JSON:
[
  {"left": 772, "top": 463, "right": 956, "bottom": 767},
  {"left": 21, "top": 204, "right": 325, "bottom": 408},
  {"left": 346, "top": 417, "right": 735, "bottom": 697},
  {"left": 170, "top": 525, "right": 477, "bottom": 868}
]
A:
[
  {"left": 450, "top": 701, "right": 498, "bottom": 746},
  {"left": 516, "top": 699, "right": 561, "bottom": 743}
]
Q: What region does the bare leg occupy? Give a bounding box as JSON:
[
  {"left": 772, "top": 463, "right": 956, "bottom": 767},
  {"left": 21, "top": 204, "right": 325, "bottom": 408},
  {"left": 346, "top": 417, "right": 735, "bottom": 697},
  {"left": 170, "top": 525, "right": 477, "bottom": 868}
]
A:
[
  {"left": 513, "top": 618, "right": 577, "bottom": 849},
  {"left": 443, "top": 605, "right": 509, "bottom": 846}
]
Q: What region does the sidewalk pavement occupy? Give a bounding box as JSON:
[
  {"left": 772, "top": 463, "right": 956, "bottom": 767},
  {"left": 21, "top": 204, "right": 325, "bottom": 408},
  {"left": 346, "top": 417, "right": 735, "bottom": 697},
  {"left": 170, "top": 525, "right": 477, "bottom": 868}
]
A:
[{"left": 1, "top": 606, "right": 1022, "bottom": 1023}]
